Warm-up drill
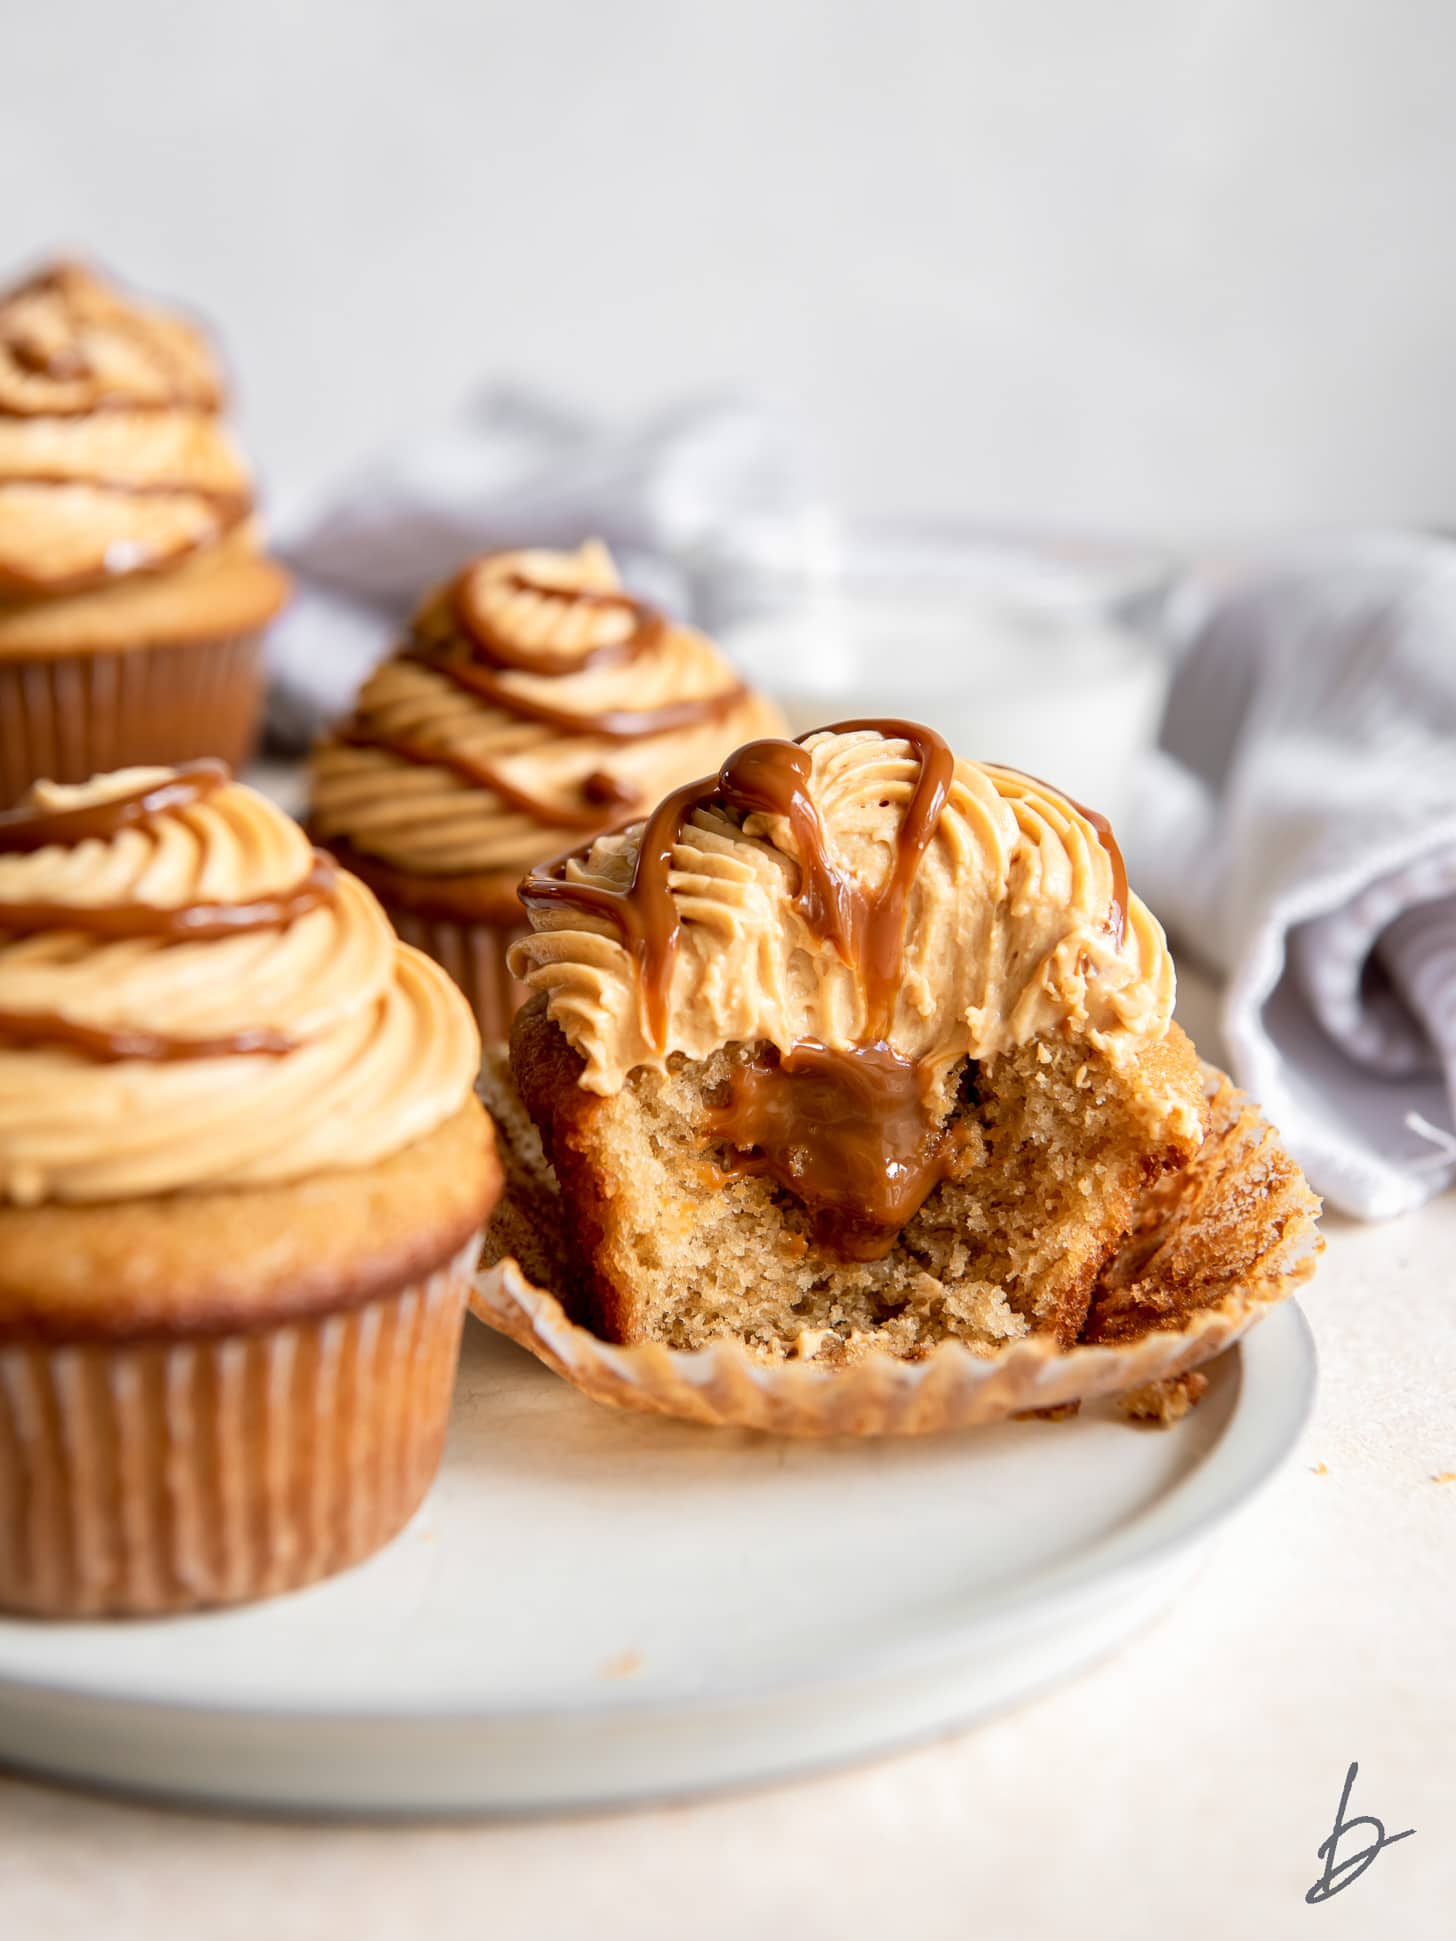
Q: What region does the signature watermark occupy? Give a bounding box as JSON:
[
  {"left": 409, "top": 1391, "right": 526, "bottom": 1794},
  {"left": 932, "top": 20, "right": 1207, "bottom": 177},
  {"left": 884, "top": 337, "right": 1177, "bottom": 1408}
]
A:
[{"left": 1305, "top": 1761, "right": 1415, "bottom": 1904}]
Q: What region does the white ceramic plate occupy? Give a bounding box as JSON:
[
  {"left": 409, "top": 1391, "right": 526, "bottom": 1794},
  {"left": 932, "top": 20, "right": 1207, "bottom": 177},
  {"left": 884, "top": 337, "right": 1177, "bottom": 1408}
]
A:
[{"left": 0, "top": 1304, "right": 1314, "bottom": 1817}]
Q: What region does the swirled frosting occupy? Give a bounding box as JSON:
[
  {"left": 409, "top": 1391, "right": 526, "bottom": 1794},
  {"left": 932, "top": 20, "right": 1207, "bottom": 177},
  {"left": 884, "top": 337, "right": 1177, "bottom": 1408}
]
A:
[
  {"left": 0, "top": 261, "right": 262, "bottom": 597},
  {"left": 0, "top": 764, "right": 481, "bottom": 1205},
  {"left": 308, "top": 540, "right": 784, "bottom": 883},
  {"left": 510, "top": 724, "right": 1180, "bottom": 1099}
]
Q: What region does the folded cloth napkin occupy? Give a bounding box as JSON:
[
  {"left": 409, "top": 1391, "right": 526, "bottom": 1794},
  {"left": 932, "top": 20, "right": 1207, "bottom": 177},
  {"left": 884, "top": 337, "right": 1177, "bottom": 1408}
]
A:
[
  {"left": 263, "top": 384, "right": 807, "bottom": 748},
  {"left": 1128, "top": 531, "right": 1456, "bottom": 1219}
]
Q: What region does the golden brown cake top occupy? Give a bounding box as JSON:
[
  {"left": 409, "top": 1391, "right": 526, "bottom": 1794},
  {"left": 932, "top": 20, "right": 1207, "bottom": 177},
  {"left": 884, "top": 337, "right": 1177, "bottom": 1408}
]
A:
[
  {"left": 0, "top": 259, "right": 266, "bottom": 600},
  {"left": 0, "top": 762, "right": 482, "bottom": 1205},
  {"left": 307, "top": 539, "right": 784, "bottom": 887},
  {"left": 510, "top": 722, "right": 1184, "bottom": 1105}
]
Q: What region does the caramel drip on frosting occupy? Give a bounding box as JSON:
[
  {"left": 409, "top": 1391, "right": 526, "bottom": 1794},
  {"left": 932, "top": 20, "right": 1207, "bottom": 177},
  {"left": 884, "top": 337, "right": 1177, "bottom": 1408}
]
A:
[
  {"left": 0, "top": 1008, "right": 296, "bottom": 1063},
  {"left": 0, "top": 469, "right": 251, "bottom": 522},
  {"left": 400, "top": 641, "right": 752, "bottom": 743},
  {"left": 335, "top": 723, "right": 639, "bottom": 832},
  {"left": 0, "top": 758, "right": 227, "bottom": 852},
  {"left": 0, "top": 261, "right": 223, "bottom": 419},
  {"left": 454, "top": 569, "right": 665, "bottom": 675},
  {"left": 0, "top": 763, "right": 482, "bottom": 1206},
  {"left": 0, "top": 261, "right": 259, "bottom": 593},
  {"left": 1000, "top": 765, "right": 1128, "bottom": 948},
  {"left": 522, "top": 720, "right": 956, "bottom": 1049},
  {"left": 0, "top": 762, "right": 339, "bottom": 1058},
  {"left": 0, "top": 855, "right": 337, "bottom": 942},
  {"left": 307, "top": 542, "right": 782, "bottom": 882}
]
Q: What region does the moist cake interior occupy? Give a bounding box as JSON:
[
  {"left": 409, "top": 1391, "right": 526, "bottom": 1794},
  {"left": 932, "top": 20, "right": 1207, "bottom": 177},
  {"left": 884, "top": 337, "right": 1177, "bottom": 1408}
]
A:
[{"left": 504, "top": 999, "right": 1205, "bottom": 1360}]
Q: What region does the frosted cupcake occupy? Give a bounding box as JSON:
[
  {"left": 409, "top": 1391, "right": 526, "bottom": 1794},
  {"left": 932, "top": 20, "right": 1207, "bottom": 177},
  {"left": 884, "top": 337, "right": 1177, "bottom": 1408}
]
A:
[
  {"left": 504, "top": 721, "right": 1207, "bottom": 1354},
  {"left": 0, "top": 260, "right": 290, "bottom": 804},
  {"left": 308, "top": 539, "right": 783, "bottom": 1038},
  {"left": 0, "top": 761, "right": 498, "bottom": 1615},
  {"left": 477, "top": 721, "right": 1320, "bottom": 1436}
]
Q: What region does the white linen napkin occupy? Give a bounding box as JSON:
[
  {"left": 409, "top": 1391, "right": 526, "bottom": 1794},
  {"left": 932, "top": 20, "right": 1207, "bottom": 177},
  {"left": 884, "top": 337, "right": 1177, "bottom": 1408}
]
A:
[
  {"left": 263, "top": 384, "right": 808, "bottom": 747},
  {"left": 1128, "top": 531, "right": 1456, "bottom": 1219}
]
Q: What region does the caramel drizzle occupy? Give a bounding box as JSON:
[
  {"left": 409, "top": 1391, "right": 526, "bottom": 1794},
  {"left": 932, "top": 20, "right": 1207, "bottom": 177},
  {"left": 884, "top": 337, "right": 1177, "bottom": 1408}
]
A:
[
  {"left": 0, "top": 759, "right": 228, "bottom": 853},
  {"left": 453, "top": 569, "right": 666, "bottom": 675},
  {"left": 335, "top": 723, "right": 641, "bottom": 831},
  {"left": 337, "top": 561, "right": 747, "bottom": 840},
  {"left": 521, "top": 720, "right": 956, "bottom": 1049},
  {"left": 399, "top": 641, "right": 751, "bottom": 744},
  {"left": 0, "top": 1009, "right": 295, "bottom": 1063},
  {"left": 0, "top": 471, "right": 252, "bottom": 523},
  {"left": 0, "top": 855, "right": 337, "bottom": 942},
  {"left": 0, "top": 267, "right": 220, "bottom": 419},
  {"left": 0, "top": 762, "right": 336, "bottom": 1060},
  {"left": 995, "top": 765, "right": 1128, "bottom": 948},
  {"left": 0, "top": 472, "right": 251, "bottom": 593}
]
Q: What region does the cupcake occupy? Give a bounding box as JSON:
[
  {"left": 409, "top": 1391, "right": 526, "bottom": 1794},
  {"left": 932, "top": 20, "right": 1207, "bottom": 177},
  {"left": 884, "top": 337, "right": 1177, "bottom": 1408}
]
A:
[
  {"left": 0, "top": 260, "right": 290, "bottom": 804},
  {"left": 307, "top": 539, "right": 783, "bottom": 1039},
  {"left": 0, "top": 761, "right": 498, "bottom": 1616},
  {"left": 478, "top": 720, "right": 1320, "bottom": 1433},
  {"left": 503, "top": 722, "right": 1210, "bottom": 1355}
]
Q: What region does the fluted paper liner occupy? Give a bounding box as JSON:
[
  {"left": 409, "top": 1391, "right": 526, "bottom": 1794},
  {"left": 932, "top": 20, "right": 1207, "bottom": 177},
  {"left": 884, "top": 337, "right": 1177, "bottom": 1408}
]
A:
[
  {"left": 0, "top": 1241, "right": 478, "bottom": 1617},
  {"left": 388, "top": 909, "right": 531, "bottom": 1044},
  {"left": 0, "top": 632, "right": 265, "bottom": 806},
  {"left": 471, "top": 1068, "right": 1322, "bottom": 1437}
]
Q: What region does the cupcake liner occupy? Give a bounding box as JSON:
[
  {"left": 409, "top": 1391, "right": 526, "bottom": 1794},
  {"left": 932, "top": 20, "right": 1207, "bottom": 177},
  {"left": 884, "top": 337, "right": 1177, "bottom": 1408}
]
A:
[
  {"left": 0, "top": 1240, "right": 478, "bottom": 1618},
  {"left": 0, "top": 633, "right": 265, "bottom": 807},
  {"left": 470, "top": 1068, "right": 1322, "bottom": 1438},
  {"left": 386, "top": 909, "right": 531, "bottom": 1044}
]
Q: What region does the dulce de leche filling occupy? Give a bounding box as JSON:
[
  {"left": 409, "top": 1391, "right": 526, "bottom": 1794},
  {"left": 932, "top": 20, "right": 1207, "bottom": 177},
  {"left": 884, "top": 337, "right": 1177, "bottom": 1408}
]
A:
[
  {"left": 512, "top": 722, "right": 1181, "bottom": 1258},
  {"left": 0, "top": 763, "right": 480, "bottom": 1205},
  {"left": 307, "top": 540, "right": 784, "bottom": 887}
]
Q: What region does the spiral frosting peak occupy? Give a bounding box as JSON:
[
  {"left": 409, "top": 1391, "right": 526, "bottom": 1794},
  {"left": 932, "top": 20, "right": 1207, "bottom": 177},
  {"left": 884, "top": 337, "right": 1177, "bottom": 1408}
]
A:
[
  {"left": 308, "top": 539, "right": 784, "bottom": 883},
  {"left": 510, "top": 723, "right": 1180, "bottom": 1098},
  {"left": 0, "top": 260, "right": 256, "bottom": 595},
  {"left": 0, "top": 763, "right": 481, "bottom": 1206}
]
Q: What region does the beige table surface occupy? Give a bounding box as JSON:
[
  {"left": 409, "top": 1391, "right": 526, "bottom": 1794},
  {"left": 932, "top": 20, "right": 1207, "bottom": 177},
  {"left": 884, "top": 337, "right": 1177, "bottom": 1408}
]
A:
[{"left": 1, "top": 971, "right": 1452, "bottom": 1941}]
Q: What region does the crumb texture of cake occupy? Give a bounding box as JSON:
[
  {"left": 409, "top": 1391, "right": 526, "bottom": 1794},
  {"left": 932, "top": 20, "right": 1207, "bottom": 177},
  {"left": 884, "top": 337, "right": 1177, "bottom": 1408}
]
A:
[
  {"left": 507, "top": 724, "right": 1209, "bottom": 1360},
  {"left": 512, "top": 1001, "right": 1203, "bottom": 1356}
]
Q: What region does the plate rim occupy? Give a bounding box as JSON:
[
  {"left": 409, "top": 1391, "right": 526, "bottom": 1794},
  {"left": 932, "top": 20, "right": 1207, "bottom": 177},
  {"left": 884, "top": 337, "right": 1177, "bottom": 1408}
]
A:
[{"left": 0, "top": 1303, "right": 1315, "bottom": 1728}]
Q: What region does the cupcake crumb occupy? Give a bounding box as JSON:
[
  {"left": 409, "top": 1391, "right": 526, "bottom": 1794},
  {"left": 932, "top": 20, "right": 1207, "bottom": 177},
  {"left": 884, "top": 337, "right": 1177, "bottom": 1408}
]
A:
[
  {"left": 1115, "top": 1371, "right": 1209, "bottom": 1428},
  {"left": 1014, "top": 1400, "right": 1082, "bottom": 1423},
  {"left": 1311, "top": 1461, "right": 1329, "bottom": 1475},
  {"left": 1433, "top": 1470, "right": 1455, "bottom": 1485},
  {"left": 600, "top": 1649, "right": 643, "bottom": 1680}
]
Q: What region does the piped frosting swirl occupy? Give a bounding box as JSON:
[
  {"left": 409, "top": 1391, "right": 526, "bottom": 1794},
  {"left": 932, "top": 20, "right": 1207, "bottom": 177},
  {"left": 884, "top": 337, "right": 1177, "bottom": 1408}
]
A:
[
  {"left": 0, "top": 261, "right": 256, "bottom": 596},
  {"left": 308, "top": 540, "right": 784, "bottom": 883},
  {"left": 0, "top": 764, "right": 481, "bottom": 1205},
  {"left": 510, "top": 723, "right": 1178, "bottom": 1096}
]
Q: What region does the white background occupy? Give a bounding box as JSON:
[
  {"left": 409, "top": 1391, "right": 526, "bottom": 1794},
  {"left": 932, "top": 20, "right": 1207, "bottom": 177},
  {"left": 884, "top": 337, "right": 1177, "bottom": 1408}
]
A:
[{"left": 5, "top": 0, "right": 1455, "bottom": 537}]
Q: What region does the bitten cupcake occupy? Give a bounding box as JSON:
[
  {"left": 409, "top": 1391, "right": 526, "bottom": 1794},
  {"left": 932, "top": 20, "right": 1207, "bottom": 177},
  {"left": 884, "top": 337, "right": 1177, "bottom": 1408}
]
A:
[
  {"left": 503, "top": 721, "right": 1208, "bottom": 1359},
  {"left": 477, "top": 721, "right": 1321, "bottom": 1435},
  {"left": 0, "top": 260, "right": 290, "bottom": 804},
  {"left": 0, "top": 761, "right": 499, "bottom": 1616},
  {"left": 307, "top": 539, "right": 783, "bottom": 1039}
]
